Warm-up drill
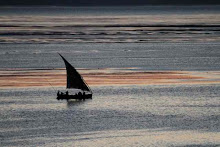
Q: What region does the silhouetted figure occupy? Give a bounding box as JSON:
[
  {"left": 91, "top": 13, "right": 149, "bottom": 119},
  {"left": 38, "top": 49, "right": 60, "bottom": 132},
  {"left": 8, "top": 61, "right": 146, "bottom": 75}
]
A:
[
  {"left": 61, "top": 92, "right": 64, "bottom": 96},
  {"left": 78, "top": 92, "right": 82, "bottom": 99},
  {"left": 66, "top": 91, "right": 69, "bottom": 96},
  {"left": 57, "top": 91, "right": 60, "bottom": 96},
  {"left": 82, "top": 92, "right": 86, "bottom": 100}
]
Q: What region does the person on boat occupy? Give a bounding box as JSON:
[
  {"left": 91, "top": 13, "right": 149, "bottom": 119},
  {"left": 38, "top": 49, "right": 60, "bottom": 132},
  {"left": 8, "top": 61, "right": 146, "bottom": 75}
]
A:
[
  {"left": 57, "top": 91, "right": 60, "bottom": 96},
  {"left": 61, "top": 92, "right": 64, "bottom": 96},
  {"left": 82, "top": 92, "right": 86, "bottom": 100},
  {"left": 66, "top": 91, "right": 69, "bottom": 96},
  {"left": 78, "top": 92, "right": 82, "bottom": 99}
]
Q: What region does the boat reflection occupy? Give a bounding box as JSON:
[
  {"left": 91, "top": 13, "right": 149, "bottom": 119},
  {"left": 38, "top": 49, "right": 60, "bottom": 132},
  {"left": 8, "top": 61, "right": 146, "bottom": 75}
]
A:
[{"left": 67, "top": 99, "right": 91, "bottom": 107}]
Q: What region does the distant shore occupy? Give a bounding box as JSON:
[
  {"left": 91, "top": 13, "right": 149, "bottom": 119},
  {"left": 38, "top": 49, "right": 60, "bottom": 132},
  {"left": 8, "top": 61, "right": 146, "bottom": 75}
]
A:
[{"left": 0, "top": 68, "right": 219, "bottom": 88}]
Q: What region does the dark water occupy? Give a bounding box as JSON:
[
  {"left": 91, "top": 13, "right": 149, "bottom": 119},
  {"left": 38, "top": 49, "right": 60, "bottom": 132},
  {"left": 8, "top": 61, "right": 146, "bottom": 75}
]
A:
[{"left": 0, "top": 6, "right": 220, "bottom": 16}]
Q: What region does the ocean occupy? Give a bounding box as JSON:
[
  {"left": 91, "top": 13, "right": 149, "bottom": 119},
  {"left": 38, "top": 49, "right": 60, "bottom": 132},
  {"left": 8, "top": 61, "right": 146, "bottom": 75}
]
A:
[
  {"left": 0, "top": 6, "right": 220, "bottom": 147},
  {"left": 0, "top": 6, "right": 220, "bottom": 44}
]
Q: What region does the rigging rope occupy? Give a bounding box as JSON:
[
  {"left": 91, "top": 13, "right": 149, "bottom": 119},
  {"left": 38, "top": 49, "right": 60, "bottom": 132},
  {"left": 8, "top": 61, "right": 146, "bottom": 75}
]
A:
[{"left": 45, "top": 78, "right": 57, "bottom": 93}]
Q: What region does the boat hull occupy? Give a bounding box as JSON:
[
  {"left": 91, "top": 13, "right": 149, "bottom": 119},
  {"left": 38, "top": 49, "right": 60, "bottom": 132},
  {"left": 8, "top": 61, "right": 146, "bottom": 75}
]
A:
[{"left": 57, "top": 94, "right": 92, "bottom": 101}]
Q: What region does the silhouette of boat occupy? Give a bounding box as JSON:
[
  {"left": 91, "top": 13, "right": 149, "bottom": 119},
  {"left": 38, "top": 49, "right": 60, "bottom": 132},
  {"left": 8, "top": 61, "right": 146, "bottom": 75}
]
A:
[{"left": 57, "top": 53, "right": 92, "bottom": 101}]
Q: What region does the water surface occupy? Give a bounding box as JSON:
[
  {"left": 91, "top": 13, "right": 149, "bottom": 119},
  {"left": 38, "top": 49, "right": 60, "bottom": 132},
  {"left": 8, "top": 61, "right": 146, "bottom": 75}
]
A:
[
  {"left": 1, "top": 85, "right": 219, "bottom": 146},
  {"left": 0, "top": 6, "right": 220, "bottom": 147}
]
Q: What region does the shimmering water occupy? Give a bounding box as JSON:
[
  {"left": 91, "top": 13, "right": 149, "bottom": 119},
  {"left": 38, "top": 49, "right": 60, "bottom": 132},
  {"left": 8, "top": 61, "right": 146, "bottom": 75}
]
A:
[
  {"left": 0, "top": 6, "right": 220, "bottom": 43},
  {"left": 1, "top": 85, "right": 220, "bottom": 146},
  {"left": 0, "top": 6, "right": 220, "bottom": 147}
]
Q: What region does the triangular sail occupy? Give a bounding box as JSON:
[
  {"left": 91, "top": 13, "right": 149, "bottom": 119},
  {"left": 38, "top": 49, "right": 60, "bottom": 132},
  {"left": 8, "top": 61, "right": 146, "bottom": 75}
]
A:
[{"left": 58, "top": 53, "right": 91, "bottom": 92}]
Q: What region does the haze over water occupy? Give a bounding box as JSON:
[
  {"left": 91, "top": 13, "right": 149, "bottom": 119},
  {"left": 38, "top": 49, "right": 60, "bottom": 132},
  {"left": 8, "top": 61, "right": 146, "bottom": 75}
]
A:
[{"left": 0, "top": 6, "right": 220, "bottom": 147}]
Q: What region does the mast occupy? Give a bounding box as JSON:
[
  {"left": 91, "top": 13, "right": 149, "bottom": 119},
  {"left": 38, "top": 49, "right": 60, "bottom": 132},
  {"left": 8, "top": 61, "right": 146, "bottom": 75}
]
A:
[{"left": 58, "top": 53, "right": 92, "bottom": 93}]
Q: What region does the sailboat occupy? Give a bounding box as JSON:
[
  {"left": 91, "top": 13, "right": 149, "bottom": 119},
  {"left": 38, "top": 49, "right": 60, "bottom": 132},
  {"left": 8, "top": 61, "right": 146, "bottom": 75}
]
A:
[{"left": 57, "top": 53, "right": 92, "bottom": 101}]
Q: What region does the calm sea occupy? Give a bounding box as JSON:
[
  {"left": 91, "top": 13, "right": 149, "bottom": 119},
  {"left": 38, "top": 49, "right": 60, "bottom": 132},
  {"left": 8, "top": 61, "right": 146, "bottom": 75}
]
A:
[
  {"left": 0, "top": 6, "right": 219, "bottom": 44},
  {"left": 0, "top": 43, "right": 220, "bottom": 70},
  {"left": 0, "top": 6, "right": 220, "bottom": 146}
]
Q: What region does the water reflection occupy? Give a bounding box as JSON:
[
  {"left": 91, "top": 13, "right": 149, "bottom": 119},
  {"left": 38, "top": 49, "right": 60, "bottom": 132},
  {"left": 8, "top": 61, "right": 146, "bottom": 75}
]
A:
[{"left": 67, "top": 99, "right": 91, "bottom": 107}]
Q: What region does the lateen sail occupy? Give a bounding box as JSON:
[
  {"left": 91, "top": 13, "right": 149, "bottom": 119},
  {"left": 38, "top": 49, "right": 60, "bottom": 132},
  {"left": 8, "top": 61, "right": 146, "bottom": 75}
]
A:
[{"left": 58, "top": 53, "right": 91, "bottom": 92}]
